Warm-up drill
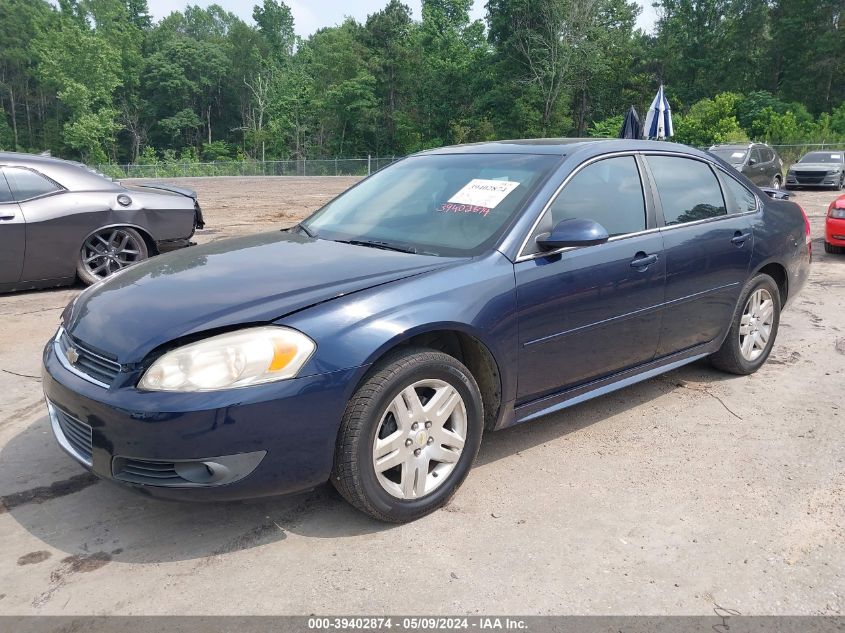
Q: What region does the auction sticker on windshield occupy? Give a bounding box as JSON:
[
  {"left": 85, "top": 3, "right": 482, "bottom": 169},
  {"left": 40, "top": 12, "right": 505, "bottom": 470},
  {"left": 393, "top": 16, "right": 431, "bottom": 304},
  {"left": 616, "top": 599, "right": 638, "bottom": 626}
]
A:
[{"left": 439, "top": 179, "right": 521, "bottom": 216}]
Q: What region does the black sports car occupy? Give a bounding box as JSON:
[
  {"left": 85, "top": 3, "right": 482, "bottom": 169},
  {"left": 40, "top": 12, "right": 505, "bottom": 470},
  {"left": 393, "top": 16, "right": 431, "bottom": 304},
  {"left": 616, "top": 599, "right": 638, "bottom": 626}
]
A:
[{"left": 0, "top": 152, "right": 204, "bottom": 292}]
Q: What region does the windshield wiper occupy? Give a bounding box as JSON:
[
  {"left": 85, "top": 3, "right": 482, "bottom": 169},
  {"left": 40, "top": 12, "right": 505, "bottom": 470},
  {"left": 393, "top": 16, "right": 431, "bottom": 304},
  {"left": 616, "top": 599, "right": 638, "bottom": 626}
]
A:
[{"left": 334, "top": 239, "right": 417, "bottom": 254}]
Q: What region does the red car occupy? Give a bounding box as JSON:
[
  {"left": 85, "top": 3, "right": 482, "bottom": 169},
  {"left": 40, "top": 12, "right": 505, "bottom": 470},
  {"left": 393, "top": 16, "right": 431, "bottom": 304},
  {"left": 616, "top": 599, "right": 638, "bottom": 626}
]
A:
[{"left": 826, "top": 193, "right": 845, "bottom": 254}]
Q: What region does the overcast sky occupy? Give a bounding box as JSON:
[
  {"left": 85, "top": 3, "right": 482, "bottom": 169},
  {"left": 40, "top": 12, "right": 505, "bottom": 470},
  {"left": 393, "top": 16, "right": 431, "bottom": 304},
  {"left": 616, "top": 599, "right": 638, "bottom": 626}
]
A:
[{"left": 145, "top": 0, "right": 659, "bottom": 36}]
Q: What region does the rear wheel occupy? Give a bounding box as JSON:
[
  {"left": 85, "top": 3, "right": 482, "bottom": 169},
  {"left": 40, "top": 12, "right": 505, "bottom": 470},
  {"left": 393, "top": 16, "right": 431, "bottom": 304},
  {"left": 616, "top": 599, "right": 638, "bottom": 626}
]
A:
[
  {"left": 710, "top": 274, "right": 780, "bottom": 375},
  {"left": 77, "top": 227, "right": 148, "bottom": 285},
  {"left": 332, "top": 348, "right": 483, "bottom": 523}
]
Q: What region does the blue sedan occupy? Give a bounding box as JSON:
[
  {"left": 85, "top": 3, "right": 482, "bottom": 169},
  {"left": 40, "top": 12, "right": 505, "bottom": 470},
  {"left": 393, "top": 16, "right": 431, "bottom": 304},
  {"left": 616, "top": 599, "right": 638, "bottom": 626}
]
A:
[{"left": 42, "top": 139, "right": 811, "bottom": 522}]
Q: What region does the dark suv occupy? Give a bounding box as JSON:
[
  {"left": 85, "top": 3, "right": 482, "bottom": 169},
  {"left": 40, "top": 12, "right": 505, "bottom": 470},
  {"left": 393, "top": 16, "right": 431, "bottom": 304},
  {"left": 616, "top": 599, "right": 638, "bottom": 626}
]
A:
[{"left": 709, "top": 143, "right": 784, "bottom": 189}]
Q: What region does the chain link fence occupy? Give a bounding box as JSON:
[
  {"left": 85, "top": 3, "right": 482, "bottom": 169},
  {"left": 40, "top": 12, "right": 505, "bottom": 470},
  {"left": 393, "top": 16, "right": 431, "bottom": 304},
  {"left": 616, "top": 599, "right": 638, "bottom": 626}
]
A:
[
  {"left": 769, "top": 143, "right": 844, "bottom": 166},
  {"left": 96, "top": 156, "right": 402, "bottom": 180}
]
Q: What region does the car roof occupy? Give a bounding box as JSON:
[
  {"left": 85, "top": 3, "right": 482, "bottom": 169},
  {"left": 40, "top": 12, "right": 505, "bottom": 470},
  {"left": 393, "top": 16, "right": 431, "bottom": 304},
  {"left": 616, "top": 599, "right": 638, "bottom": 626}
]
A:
[
  {"left": 0, "top": 151, "right": 120, "bottom": 191},
  {"left": 414, "top": 138, "right": 709, "bottom": 158}
]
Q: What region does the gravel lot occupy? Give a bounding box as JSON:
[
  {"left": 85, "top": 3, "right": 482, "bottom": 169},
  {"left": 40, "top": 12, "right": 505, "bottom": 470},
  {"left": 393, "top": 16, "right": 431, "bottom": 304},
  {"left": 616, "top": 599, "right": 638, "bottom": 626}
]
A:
[{"left": 0, "top": 177, "right": 842, "bottom": 615}]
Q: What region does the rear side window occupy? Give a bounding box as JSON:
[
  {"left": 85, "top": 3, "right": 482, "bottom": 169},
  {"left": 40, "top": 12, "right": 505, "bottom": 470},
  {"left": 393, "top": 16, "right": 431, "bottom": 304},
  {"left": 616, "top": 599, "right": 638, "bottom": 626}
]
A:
[
  {"left": 722, "top": 174, "right": 758, "bottom": 214},
  {"left": 645, "top": 156, "right": 726, "bottom": 225},
  {"left": 0, "top": 172, "right": 13, "bottom": 203},
  {"left": 546, "top": 156, "right": 646, "bottom": 237},
  {"left": 3, "top": 167, "right": 61, "bottom": 201}
]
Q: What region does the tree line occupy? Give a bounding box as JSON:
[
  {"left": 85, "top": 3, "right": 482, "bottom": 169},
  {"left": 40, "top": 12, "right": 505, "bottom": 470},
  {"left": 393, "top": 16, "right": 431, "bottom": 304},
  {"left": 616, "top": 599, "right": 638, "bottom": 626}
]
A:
[{"left": 0, "top": 0, "right": 843, "bottom": 165}]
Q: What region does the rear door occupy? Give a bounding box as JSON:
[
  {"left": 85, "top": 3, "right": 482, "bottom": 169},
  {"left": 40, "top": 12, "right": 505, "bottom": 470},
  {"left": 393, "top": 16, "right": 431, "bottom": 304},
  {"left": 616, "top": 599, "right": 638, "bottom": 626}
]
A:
[
  {"left": 514, "top": 154, "right": 665, "bottom": 402},
  {"left": 643, "top": 154, "right": 754, "bottom": 357},
  {"left": 0, "top": 169, "right": 25, "bottom": 285},
  {"left": 746, "top": 147, "right": 767, "bottom": 185}
]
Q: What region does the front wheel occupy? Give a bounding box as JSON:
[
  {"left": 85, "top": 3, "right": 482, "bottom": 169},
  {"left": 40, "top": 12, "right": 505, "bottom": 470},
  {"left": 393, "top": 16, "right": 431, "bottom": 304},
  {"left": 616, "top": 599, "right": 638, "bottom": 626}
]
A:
[
  {"left": 77, "top": 227, "right": 148, "bottom": 285},
  {"left": 771, "top": 175, "right": 782, "bottom": 190},
  {"left": 710, "top": 274, "right": 781, "bottom": 375},
  {"left": 332, "top": 348, "right": 484, "bottom": 523}
]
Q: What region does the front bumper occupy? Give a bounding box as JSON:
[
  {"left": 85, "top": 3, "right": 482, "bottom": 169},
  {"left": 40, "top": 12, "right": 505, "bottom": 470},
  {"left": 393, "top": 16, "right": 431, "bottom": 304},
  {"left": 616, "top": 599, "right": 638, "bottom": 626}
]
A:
[
  {"left": 786, "top": 171, "right": 842, "bottom": 187},
  {"left": 827, "top": 216, "right": 845, "bottom": 246},
  {"left": 42, "top": 339, "right": 360, "bottom": 501}
]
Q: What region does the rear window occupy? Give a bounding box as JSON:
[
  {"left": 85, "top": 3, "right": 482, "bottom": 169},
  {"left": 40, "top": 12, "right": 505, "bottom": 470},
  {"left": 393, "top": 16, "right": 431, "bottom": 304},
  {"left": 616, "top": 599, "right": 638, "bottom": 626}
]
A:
[
  {"left": 645, "top": 156, "right": 727, "bottom": 226},
  {"left": 3, "top": 167, "right": 62, "bottom": 201}
]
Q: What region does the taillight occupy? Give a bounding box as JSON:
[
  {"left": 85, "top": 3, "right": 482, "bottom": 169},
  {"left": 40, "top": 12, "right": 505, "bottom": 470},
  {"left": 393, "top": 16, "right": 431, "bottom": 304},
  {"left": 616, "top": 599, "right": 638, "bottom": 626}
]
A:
[{"left": 798, "top": 204, "right": 812, "bottom": 259}]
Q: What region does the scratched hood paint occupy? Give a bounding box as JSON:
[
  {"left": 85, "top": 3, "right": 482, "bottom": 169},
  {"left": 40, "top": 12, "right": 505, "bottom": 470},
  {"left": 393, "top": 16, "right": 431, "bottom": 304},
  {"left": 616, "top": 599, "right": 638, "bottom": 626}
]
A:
[{"left": 66, "top": 231, "right": 454, "bottom": 362}]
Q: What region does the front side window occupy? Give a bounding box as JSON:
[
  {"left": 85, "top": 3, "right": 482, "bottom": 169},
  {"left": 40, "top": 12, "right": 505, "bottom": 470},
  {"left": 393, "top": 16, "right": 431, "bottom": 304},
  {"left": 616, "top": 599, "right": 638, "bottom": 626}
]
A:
[
  {"left": 3, "top": 167, "right": 61, "bottom": 201},
  {"left": 721, "top": 173, "right": 758, "bottom": 214},
  {"left": 645, "top": 156, "right": 726, "bottom": 226},
  {"left": 750, "top": 148, "right": 763, "bottom": 164},
  {"left": 303, "top": 153, "right": 559, "bottom": 257},
  {"left": 544, "top": 156, "right": 646, "bottom": 238}
]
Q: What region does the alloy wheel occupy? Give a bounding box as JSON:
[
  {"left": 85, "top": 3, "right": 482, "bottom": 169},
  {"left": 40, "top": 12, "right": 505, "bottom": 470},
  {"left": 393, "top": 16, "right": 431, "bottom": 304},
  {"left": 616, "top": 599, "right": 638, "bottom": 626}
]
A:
[
  {"left": 372, "top": 379, "right": 467, "bottom": 500},
  {"left": 82, "top": 228, "right": 144, "bottom": 280},
  {"left": 738, "top": 288, "right": 775, "bottom": 361}
]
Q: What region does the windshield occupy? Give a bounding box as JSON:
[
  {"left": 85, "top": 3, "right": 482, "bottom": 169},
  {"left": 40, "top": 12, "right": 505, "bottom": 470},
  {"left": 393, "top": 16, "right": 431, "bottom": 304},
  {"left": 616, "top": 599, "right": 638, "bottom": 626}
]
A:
[
  {"left": 302, "top": 153, "right": 560, "bottom": 257},
  {"left": 710, "top": 148, "right": 748, "bottom": 164},
  {"left": 799, "top": 152, "right": 843, "bottom": 164}
]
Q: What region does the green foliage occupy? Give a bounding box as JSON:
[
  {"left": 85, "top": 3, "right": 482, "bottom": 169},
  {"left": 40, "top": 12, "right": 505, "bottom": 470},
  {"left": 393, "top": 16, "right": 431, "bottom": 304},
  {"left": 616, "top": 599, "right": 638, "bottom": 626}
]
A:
[
  {"left": 0, "top": 0, "right": 843, "bottom": 165},
  {"left": 673, "top": 93, "right": 748, "bottom": 147},
  {"left": 0, "top": 107, "right": 12, "bottom": 149},
  {"left": 588, "top": 115, "right": 624, "bottom": 138}
]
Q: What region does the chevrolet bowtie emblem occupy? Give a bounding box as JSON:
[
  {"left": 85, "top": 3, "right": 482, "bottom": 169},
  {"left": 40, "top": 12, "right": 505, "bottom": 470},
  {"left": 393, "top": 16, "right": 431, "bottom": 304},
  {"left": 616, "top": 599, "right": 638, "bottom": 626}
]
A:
[{"left": 66, "top": 347, "right": 80, "bottom": 364}]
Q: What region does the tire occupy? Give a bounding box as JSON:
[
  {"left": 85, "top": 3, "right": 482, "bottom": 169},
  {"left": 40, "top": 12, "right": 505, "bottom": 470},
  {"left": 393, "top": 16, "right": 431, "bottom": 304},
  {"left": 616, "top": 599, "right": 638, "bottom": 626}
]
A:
[
  {"left": 77, "top": 227, "right": 149, "bottom": 286},
  {"left": 332, "top": 348, "right": 484, "bottom": 523},
  {"left": 825, "top": 241, "right": 844, "bottom": 254},
  {"left": 710, "top": 274, "right": 781, "bottom": 375},
  {"left": 771, "top": 175, "right": 781, "bottom": 190}
]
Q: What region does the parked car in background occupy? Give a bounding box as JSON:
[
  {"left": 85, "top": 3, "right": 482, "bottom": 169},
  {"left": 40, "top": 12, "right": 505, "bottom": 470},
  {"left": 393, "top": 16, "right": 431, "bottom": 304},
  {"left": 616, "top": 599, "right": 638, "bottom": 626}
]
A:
[
  {"left": 826, "top": 193, "right": 845, "bottom": 254},
  {"left": 786, "top": 151, "right": 845, "bottom": 190},
  {"left": 709, "top": 143, "right": 784, "bottom": 189},
  {"left": 43, "top": 139, "right": 811, "bottom": 523},
  {"left": 0, "top": 152, "right": 204, "bottom": 293}
]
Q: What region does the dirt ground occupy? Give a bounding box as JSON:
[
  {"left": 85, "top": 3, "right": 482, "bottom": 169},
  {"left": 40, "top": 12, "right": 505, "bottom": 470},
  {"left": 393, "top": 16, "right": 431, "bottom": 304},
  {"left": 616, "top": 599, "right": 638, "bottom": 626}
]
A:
[{"left": 0, "top": 177, "right": 842, "bottom": 615}]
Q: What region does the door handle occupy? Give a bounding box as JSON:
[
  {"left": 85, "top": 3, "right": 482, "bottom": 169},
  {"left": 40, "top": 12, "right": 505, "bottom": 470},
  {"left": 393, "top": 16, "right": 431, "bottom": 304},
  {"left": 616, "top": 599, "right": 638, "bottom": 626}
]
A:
[
  {"left": 0, "top": 213, "right": 15, "bottom": 220},
  {"left": 731, "top": 231, "right": 751, "bottom": 246},
  {"left": 630, "top": 253, "right": 658, "bottom": 269}
]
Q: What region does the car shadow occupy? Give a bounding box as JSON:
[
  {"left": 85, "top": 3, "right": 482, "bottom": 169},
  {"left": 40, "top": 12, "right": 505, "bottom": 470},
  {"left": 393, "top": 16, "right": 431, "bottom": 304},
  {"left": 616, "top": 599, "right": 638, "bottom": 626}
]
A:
[{"left": 1, "top": 359, "right": 734, "bottom": 564}]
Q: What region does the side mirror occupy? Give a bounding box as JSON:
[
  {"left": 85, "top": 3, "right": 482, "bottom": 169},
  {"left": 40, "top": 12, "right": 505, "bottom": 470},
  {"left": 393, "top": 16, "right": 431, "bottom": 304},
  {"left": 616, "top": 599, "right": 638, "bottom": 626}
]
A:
[
  {"left": 748, "top": 158, "right": 757, "bottom": 166},
  {"left": 536, "top": 218, "right": 610, "bottom": 251}
]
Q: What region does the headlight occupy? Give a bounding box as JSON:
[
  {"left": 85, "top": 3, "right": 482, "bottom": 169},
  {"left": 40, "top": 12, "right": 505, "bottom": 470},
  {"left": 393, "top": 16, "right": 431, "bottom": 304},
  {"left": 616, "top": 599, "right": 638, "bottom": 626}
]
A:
[
  {"left": 138, "top": 326, "right": 316, "bottom": 392},
  {"left": 831, "top": 208, "right": 845, "bottom": 219}
]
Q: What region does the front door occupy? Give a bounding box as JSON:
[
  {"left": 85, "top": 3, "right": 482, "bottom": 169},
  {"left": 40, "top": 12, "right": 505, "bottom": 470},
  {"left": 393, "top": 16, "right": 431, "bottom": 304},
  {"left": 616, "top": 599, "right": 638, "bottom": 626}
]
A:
[
  {"left": 0, "top": 170, "right": 24, "bottom": 285},
  {"left": 642, "top": 155, "right": 754, "bottom": 357},
  {"left": 514, "top": 155, "right": 665, "bottom": 403}
]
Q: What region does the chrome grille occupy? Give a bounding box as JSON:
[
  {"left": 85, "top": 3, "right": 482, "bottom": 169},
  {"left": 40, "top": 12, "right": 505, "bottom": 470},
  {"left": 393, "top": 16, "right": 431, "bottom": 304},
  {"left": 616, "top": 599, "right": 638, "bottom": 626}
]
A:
[
  {"left": 56, "top": 328, "right": 121, "bottom": 387},
  {"left": 48, "top": 401, "right": 93, "bottom": 466}
]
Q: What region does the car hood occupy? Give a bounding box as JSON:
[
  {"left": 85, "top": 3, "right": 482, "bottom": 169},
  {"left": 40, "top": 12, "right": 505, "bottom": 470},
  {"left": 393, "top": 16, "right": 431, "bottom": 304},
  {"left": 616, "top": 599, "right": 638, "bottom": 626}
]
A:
[
  {"left": 791, "top": 163, "right": 842, "bottom": 171},
  {"left": 65, "top": 231, "right": 456, "bottom": 362}
]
